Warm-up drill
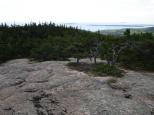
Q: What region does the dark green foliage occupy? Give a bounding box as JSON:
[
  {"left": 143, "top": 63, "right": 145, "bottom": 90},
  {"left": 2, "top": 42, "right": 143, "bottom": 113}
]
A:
[
  {"left": 99, "top": 32, "right": 154, "bottom": 71},
  {"left": 67, "top": 62, "right": 123, "bottom": 77},
  {"left": 0, "top": 43, "right": 12, "bottom": 63},
  {"left": 124, "top": 29, "right": 131, "bottom": 38},
  {"left": 68, "top": 39, "right": 86, "bottom": 63},
  {"left": 30, "top": 36, "right": 71, "bottom": 61},
  {"left": 0, "top": 23, "right": 154, "bottom": 71},
  {"left": 91, "top": 64, "right": 123, "bottom": 77},
  {"left": 119, "top": 39, "right": 154, "bottom": 71},
  {"left": 0, "top": 22, "right": 99, "bottom": 62},
  {"left": 100, "top": 36, "right": 129, "bottom": 66}
]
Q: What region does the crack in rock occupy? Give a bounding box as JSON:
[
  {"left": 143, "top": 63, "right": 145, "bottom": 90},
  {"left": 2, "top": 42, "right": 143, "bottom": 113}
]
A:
[{"left": 31, "top": 91, "right": 67, "bottom": 115}]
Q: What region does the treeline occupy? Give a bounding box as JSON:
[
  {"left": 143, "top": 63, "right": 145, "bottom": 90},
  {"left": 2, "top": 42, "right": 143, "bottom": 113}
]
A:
[
  {"left": 0, "top": 22, "right": 98, "bottom": 61},
  {"left": 0, "top": 23, "right": 154, "bottom": 71}
]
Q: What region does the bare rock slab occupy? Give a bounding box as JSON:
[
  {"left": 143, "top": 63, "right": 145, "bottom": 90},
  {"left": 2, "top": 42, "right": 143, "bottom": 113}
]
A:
[{"left": 0, "top": 59, "right": 153, "bottom": 115}]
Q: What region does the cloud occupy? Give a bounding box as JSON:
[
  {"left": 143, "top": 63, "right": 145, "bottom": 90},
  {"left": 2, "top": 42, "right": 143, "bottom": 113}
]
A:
[{"left": 0, "top": 0, "right": 154, "bottom": 24}]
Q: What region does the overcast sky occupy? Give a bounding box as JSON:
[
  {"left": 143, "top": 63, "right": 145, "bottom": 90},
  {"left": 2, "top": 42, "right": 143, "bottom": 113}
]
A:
[{"left": 0, "top": 0, "right": 154, "bottom": 24}]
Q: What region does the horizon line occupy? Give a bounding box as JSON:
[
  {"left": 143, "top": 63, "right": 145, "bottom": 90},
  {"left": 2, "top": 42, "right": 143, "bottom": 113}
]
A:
[{"left": 0, "top": 21, "right": 154, "bottom": 26}]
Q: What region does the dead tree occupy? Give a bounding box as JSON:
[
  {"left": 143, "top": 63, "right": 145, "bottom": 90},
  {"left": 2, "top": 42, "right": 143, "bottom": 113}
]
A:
[
  {"left": 89, "top": 40, "right": 102, "bottom": 64},
  {"left": 107, "top": 42, "right": 130, "bottom": 66}
]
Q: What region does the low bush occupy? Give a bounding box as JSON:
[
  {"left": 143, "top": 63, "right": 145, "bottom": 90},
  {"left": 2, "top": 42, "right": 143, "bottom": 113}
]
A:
[
  {"left": 91, "top": 64, "right": 123, "bottom": 77},
  {"left": 67, "top": 62, "right": 123, "bottom": 77}
]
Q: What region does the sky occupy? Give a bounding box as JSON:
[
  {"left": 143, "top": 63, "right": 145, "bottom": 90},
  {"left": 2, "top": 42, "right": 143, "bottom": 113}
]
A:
[{"left": 0, "top": 0, "right": 154, "bottom": 24}]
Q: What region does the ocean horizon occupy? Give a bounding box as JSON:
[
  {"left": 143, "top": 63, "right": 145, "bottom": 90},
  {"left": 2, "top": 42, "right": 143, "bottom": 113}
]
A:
[
  {"left": 61, "top": 23, "right": 154, "bottom": 32},
  {"left": 1, "top": 22, "right": 154, "bottom": 32}
]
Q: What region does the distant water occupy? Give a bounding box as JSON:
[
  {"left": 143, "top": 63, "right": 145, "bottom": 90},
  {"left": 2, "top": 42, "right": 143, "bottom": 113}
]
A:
[{"left": 60, "top": 23, "right": 154, "bottom": 32}]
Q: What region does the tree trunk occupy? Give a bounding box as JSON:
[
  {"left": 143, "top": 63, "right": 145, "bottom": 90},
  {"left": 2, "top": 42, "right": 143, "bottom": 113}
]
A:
[
  {"left": 89, "top": 56, "right": 93, "bottom": 62},
  {"left": 77, "top": 58, "right": 80, "bottom": 64},
  {"left": 94, "top": 57, "right": 97, "bottom": 64},
  {"left": 107, "top": 60, "right": 112, "bottom": 66}
]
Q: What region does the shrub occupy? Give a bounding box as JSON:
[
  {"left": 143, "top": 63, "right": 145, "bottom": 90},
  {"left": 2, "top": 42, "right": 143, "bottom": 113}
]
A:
[
  {"left": 91, "top": 64, "right": 123, "bottom": 77},
  {"left": 67, "top": 62, "right": 123, "bottom": 77}
]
